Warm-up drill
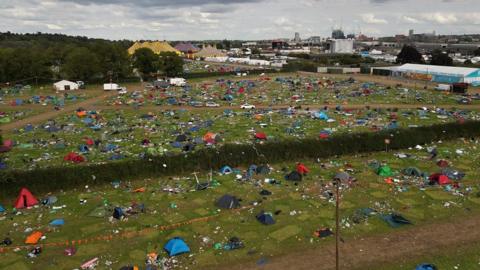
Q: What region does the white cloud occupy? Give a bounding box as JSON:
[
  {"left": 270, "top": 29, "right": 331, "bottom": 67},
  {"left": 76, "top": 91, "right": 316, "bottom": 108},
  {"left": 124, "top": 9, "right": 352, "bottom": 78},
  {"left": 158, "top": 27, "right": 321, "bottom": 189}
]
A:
[
  {"left": 361, "top": 14, "right": 388, "bottom": 24},
  {"left": 0, "top": 0, "right": 477, "bottom": 40},
  {"left": 401, "top": 15, "right": 422, "bottom": 24}
]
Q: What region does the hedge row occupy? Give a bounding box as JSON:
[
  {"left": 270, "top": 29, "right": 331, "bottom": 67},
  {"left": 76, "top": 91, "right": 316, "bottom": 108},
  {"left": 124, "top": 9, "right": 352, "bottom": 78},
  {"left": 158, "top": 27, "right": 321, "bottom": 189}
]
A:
[
  {"left": 1, "top": 121, "right": 479, "bottom": 198},
  {"left": 183, "top": 69, "right": 279, "bottom": 79}
]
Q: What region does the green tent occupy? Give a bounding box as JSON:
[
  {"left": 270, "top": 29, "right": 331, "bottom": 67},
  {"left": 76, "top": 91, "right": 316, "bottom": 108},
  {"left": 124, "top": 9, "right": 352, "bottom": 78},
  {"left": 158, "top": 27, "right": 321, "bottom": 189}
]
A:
[
  {"left": 403, "top": 167, "right": 422, "bottom": 177},
  {"left": 0, "top": 117, "right": 11, "bottom": 124},
  {"left": 377, "top": 165, "right": 393, "bottom": 177}
]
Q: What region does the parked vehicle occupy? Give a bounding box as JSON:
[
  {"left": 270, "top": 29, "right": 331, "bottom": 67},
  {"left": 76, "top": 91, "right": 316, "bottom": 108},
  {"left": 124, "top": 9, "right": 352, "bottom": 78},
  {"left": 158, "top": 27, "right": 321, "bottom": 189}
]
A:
[{"left": 240, "top": 104, "right": 255, "bottom": 109}]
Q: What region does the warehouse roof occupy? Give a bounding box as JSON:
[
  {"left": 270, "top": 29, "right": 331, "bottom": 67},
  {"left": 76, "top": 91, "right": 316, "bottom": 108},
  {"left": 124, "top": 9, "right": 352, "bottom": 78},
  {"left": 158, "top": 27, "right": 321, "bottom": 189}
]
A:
[{"left": 394, "top": 64, "right": 479, "bottom": 77}]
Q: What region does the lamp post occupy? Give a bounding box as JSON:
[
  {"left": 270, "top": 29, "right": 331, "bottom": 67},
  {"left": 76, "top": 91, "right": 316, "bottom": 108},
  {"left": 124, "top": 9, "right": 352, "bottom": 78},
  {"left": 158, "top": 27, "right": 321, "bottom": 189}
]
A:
[{"left": 333, "top": 172, "right": 349, "bottom": 270}]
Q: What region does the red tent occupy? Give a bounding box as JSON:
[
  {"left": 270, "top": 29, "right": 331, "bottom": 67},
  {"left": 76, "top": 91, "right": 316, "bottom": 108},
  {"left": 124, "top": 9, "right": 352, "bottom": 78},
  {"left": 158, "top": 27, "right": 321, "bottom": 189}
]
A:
[
  {"left": 296, "top": 163, "right": 310, "bottom": 175},
  {"left": 429, "top": 173, "right": 451, "bottom": 185},
  {"left": 14, "top": 188, "right": 38, "bottom": 209},
  {"left": 436, "top": 160, "right": 449, "bottom": 168},
  {"left": 64, "top": 152, "right": 85, "bottom": 163},
  {"left": 85, "top": 138, "right": 94, "bottom": 146},
  {"left": 255, "top": 132, "right": 267, "bottom": 140}
]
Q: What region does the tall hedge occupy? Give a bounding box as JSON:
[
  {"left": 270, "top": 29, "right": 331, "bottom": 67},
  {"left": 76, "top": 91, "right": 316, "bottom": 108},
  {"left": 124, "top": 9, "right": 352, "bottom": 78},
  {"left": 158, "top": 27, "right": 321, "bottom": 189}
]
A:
[{"left": 1, "top": 121, "right": 479, "bottom": 198}]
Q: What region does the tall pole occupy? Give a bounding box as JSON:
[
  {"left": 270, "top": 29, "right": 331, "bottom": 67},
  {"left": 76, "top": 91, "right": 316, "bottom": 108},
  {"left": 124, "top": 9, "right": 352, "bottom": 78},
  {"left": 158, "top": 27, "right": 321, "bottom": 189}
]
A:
[{"left": 335, "top": 179, "right": 340, "bottom": 270}]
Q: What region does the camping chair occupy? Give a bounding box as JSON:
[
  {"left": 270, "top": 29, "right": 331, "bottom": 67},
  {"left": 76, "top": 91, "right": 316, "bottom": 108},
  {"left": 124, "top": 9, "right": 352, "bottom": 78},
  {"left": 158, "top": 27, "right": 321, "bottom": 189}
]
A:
[{"left": 194, "top": 172, "right": 210, "bottom": 191}]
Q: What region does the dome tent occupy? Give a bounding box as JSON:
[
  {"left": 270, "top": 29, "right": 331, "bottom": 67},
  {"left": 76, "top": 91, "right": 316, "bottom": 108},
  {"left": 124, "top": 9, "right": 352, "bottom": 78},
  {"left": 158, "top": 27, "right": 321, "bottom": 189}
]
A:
[{"left": 164, "top": 237, "right": 190, "bottom": 256}]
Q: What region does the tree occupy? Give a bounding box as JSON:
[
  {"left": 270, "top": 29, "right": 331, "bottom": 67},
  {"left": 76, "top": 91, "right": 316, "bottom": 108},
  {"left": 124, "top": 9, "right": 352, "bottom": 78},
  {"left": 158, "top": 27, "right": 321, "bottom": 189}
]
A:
[
  {"left": 158, "top": 52, "right": 184, "bottom": 77},
  {"left": 132, "top": 48, "right": 158, "bottom": 79},
  {"left": 62, "top": 47, "right": 100, "bottom": 81},
  {"left": 396, "top": 45, "right": 423, "bottom": 64},
  {"left": 430, "top": 50, "right": 453, "bottom": 66},
  {"left": 474, "top": 48, "right": 480, "bottom": 56}
]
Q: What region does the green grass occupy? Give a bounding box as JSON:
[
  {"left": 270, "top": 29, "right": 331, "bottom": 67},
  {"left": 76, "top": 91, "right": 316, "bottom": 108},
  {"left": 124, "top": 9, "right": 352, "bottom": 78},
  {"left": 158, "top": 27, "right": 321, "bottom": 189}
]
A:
[{"left": 0, "top": 138, "right": 479, "bottom": 269}]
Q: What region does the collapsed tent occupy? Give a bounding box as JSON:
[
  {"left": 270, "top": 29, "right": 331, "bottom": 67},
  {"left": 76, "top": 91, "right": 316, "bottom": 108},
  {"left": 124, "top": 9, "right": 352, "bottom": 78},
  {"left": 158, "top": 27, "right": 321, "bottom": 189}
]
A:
[
  {"left": 0, "top": 204, "right": 5, "bottom": 213},
  {"left": 381, "top": 214, "right": 412, "bottom": 228},
  {"left": 215, "top": 195, "right": 240, "bottom": 209},
  {"left": 285, "top": 171, "right": 302, "bottom": 181},
  {"left": 296, "top": 163, "right": 309, "bottom": 175},
  {"left": 64, "top": 152, "right": 85, "bottom": 163},
  {"left": 254, "top": 132, "right": 267, "bottom": 140},
  {"left": 403, "top": 167, "right": 422, "bottom": 177},
  {"left": 164, "top": 237, "right": 190, "bottom": 256},
  {"left": 377, "top": 165, "right": 393, "bottom": 177},
  {"left": 25, "top": 231, "right": 43, "bottom": 244},
  {"left": 14, "top": 188, "right": 38, "bottom": 209},
  {"left": 256, "top": 212, "right": 275, "bottom": 225},
  {"left": 113, "top": 207, "right": 124, "bottom": 219},
  {"left": 49, "top": 219, "right": 65, "bottom": 226},
  {"left": 428, "top": 173, "right": 451, "bottom": 185}
]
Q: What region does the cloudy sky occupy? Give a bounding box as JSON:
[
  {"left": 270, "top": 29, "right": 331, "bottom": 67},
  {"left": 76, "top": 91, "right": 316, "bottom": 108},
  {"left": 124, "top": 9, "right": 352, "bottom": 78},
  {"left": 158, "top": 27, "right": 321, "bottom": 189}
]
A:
[{"left": 0, "top": 0, "right": 478, "bottom": 40}]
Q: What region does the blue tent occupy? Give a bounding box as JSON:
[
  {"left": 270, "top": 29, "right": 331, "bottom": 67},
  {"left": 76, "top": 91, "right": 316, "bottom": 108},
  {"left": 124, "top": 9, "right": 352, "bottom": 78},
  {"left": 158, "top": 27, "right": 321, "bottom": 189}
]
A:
[
  {"left": 109, "top": 154, "right": 124, "bottom": 160},
  {"left": 220, "top": 166, "right": 233, "bottom": 175},
  {"left": 256, "top": 212, "right": 275, "bottom": 225},
  {"left": 79, "top": 145, "right": 89, "bottom": 153},
  {"left": 49, "top": 218, "right": 65, "bottom": 226},
  {"left": 313, "top": 111, "right": 329, "bottom": 120},
  {"left": 0, "top": 162, "right": 7, "bottom": 170},
  {"left": 387, "top": 121, "right": 399, "bottom": 130},
  {"left": 164, "top": 237, "right": 190, "bottom": 256},
  {"left": 113, "top": 207, "right": 124, "bottom": 219},
  {"left": 415, "top": 264, "right": 437, "bottom": 270},
  {"left": 170, "top": 142, "right": 183, "bottom": 148},
  {"left": 24, "top": 124, "right": 34, "bottom": 132},
  {"left": 0, "top": 204, "right": 5, "bottom": 213}
]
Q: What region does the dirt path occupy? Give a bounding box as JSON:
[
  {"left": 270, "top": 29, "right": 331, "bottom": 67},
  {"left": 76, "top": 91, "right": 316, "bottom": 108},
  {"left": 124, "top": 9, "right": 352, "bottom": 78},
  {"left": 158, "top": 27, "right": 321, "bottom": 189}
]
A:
[
  {"left": 0, "top": 91, "right": 117, "bottom": 131},
  {"left": 93, "top": 102, "right": 480, "bottom": 112},
  {"left": 211, "top": 213, "right": 480, "bottom": 270}
]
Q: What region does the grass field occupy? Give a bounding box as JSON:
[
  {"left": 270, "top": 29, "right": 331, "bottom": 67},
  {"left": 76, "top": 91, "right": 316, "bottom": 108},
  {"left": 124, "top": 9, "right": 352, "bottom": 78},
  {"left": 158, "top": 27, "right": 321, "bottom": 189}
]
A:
[{"left": 0, "top": 138, "right": 479, "bottom": 269}]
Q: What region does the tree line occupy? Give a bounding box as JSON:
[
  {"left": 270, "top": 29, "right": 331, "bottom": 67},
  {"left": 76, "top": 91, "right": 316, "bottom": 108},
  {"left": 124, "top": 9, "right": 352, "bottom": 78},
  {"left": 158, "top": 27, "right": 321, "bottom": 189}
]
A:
[{"left": 0, "top": 32, "right": 184, "bottom": 84}]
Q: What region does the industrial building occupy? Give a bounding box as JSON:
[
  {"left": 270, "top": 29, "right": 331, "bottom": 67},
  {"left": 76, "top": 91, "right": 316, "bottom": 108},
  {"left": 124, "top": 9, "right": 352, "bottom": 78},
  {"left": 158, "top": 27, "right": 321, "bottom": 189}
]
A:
[
  {"left": 371, "top": 64, "right": 480, "bottom": 86},
  {"left": 329, "top": 39, "right": 354, "bottom": 54}
]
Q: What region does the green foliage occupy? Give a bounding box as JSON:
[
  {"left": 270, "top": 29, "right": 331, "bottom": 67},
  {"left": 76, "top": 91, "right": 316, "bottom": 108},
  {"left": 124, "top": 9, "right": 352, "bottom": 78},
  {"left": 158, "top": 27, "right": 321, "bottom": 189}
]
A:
[
  {"left": 0, "top": 47, "right": 52, "bottom": 83},
  {"left": 430, "top": 50, "right": 453, "bottom": 66},
  {"left": 158, "top": 52, "right": 184, "bottom": 77},
  {"left": 1, "top": 121, "right": 479, "bottom": 199},
  {"left": 63, "top": 47, "right": 101, "bottom": 81},
  {"left": 0, "top": 32, "right": 133, "bottom": 83},
  {"left": 132, "top": 48, "right": 158, "bottom": 80},
  {"left": 474, "top": 48, "right": 480, "bottom": 57},
  {"left": 282, "top": 60, "right": 317, "bottom": 72},
  {"left": 397, "top": 45, "right": 424, "bottom": 64}
]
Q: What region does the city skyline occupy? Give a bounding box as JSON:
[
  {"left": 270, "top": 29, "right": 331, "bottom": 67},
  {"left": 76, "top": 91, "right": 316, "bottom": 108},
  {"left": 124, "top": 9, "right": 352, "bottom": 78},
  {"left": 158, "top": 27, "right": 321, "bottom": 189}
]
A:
[{"left": 0, "top": 0, "right": 479, "bottom": 41}]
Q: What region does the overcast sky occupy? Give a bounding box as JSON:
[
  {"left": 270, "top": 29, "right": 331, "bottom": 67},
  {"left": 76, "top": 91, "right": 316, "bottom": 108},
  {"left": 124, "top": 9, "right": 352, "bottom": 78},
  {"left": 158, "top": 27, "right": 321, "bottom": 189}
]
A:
[{"left": 0, "top": 0, "right": 478, "bottom": 40}]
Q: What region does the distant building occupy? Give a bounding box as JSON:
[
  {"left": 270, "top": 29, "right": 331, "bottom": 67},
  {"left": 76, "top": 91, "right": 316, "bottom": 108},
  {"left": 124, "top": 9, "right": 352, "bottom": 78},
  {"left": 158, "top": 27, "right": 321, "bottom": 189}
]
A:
[
  {"left": 294, "top": 32, "right": 301, "bottom": 43},
  {"left": 272, "top": 40, "right": 289, "bottom": 50},
  {"left": 303, "top": 36, "right": 322, "bottom": 44},
  {"left": 380, "top": 64, "right": 480, "bottom": 86},
  {"left": 409, "top": 29, "right": 414, "bottom": 37},
  {"left": 329, "top": 39, "right": 354, "bottom": 54},
  {"left": 332, "top": 29, "right": 345, "bottom": 39}
]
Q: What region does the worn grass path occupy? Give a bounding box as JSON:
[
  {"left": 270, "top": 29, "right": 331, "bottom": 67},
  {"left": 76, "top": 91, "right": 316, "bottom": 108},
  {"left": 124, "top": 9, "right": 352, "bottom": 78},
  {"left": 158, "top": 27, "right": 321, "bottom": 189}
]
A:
[
  {"left": 211, "top": 213, "right": 480, "bottom": 270},
  {"left": 0, "top": 91, "right": 118, "bottom": 132}
]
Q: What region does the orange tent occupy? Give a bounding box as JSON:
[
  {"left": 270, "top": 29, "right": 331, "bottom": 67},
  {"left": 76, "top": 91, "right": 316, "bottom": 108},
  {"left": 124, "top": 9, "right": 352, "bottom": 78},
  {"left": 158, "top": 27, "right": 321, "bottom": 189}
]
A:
[
  {"left": 25, "top": 231, "right": 43, "bottom": 244},
  {"left": 203, "top": 132, "right": 216, "bottom": 143},
  {"left": 76, "top": 111, "right": 87, "bottom": 117}
]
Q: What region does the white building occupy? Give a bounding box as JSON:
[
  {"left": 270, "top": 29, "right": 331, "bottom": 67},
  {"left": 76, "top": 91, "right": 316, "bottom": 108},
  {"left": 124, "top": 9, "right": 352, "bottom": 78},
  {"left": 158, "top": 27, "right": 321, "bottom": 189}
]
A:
[
  {"left": 53, "top": 80, "right": 79, "bottom": 91},
  {"left": 329, "top": 39, "right": 354, "bottom": 54}
]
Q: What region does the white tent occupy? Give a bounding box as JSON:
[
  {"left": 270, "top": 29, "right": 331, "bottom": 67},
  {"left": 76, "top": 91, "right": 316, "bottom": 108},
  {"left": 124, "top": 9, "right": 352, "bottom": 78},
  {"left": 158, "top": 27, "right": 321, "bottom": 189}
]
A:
[
  {"left": 103, "top": 83, "right": 120, "bottom": 91},
  {"left": 53, "top": 80, "right": 79, "bottom": 91}
]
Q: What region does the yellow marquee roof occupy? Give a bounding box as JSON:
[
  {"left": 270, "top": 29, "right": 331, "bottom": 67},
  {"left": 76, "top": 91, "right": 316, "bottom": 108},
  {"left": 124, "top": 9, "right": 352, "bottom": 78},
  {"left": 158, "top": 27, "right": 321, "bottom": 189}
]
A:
[{"left": 128, "top": 41, "right": 181, "bottom": 55}]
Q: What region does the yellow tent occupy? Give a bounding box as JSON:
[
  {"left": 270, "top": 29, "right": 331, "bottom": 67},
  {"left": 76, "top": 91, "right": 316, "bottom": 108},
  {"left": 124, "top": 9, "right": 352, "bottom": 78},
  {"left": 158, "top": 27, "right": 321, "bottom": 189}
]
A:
[
  {"left": 128, "top": 41, "right": 181, "bottom": 55},
  {"left": 194, "top": 45, "right": 226, "bottom": 58}
]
